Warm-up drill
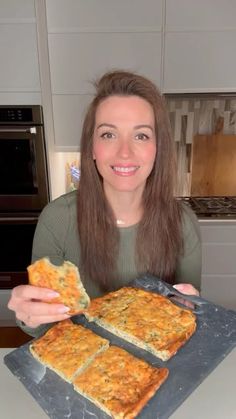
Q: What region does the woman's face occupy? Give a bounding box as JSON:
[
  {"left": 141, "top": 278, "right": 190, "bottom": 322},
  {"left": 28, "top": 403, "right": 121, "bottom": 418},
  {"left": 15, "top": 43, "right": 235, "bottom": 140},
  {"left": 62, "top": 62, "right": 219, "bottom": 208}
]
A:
[{"left": 92, "top": 95, "right": 157, "bottom": 196}]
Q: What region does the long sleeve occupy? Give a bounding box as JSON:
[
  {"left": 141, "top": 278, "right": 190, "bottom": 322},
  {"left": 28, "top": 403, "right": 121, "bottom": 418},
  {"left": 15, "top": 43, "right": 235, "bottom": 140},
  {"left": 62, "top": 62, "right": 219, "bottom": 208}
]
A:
[
  {"left": 17, "top": 191, "right": 79, "bottom": 338},
  {"left": 175, "top": 204, "right": 202, "bottom": 290}
]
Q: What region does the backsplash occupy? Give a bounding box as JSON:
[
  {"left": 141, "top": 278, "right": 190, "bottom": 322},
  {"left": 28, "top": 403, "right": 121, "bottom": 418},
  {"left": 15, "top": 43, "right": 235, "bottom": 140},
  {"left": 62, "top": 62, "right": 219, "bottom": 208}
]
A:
[{"left": 166, "top": 95, "right": 236, "bottom": 140}]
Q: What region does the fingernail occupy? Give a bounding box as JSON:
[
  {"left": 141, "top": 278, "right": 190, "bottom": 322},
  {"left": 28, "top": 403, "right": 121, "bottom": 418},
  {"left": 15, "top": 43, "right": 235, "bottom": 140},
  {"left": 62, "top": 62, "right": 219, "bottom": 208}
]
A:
[
  {"left": 46, "top": 291, "right": 60, "bottom": 298},
  {"left": 58, "top": 306, "right": 70, "bottom": 313}
]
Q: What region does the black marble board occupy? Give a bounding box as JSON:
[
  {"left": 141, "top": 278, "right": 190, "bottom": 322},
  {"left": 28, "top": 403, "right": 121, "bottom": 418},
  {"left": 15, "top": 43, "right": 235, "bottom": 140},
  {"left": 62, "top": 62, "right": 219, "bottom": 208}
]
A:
[{"left": 4, "top": 276, "right": 236, "bottom": 419}]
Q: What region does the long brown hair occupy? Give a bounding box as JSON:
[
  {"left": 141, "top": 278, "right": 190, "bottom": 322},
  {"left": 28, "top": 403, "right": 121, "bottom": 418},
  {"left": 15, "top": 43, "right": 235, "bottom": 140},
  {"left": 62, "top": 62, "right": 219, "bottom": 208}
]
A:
[{"left": 77, "top": 70, "right": 183, "bottom": 290}]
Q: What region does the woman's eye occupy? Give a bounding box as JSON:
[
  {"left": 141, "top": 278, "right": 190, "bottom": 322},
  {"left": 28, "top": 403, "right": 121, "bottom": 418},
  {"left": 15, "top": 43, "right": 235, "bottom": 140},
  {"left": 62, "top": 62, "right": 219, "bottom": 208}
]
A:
[
  {"left": 135, "top": 133, "right": 149, "bottom": 141},
  {"left": 100, "top": 132, "right": 115, "bottom": 140}
]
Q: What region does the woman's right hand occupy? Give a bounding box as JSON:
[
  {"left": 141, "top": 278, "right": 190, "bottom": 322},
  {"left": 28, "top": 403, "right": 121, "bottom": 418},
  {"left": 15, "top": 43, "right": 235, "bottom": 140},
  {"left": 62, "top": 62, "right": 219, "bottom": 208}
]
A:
[{"left": 8, "top": 285, "right": 70, "bottom": 328}]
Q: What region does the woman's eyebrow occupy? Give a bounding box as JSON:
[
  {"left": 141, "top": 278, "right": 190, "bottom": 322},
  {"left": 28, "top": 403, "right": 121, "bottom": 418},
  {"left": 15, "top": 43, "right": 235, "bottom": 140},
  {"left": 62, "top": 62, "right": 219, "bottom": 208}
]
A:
[
  {"left": 96, "top": 123, "right": 116, "bottom": 130},
  {"left": 96, "top": 123, "right": 154, "bottom": 131},
  {"left": 134, "top": 124, "right": 154, "bottom": 132}
]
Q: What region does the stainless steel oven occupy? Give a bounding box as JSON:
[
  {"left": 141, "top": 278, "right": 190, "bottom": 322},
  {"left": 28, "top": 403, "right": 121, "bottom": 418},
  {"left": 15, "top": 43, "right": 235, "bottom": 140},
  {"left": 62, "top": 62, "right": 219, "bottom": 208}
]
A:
[
  {"left": 0, "top": 105, "right": 49, "bottom": 212},
  {"left": 0, "top": 105, "right": 49, "bottom": 289},
  {"left": 0, "top": 215, "right": 38, "bottom": 288}
]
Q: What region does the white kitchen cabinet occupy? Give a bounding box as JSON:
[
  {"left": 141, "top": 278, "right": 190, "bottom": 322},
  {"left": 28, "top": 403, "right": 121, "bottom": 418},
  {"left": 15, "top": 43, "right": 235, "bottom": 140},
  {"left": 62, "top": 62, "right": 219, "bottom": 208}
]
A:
[
  {"left": 49, "top": 33, "right": 162, "bottom": 96},
  {"left": 163, "top": 0, "right": 236, "bottom": 93},
  {"left": 0, "top": 290, "right": 16, "bottom": 326},
  {"left": 44, "top": 0, "right": 163, "bottom": 150},
  {"left": 49, "top": 31, "right": 161, "bottom": 150},
  {"left": 0, "top": 0, "right": 41, "bottom": 104},
  {"left": 46, "top": 0, "right": 163, "bottom": 30},
  {"left": 200, "top": 221, "right": 236, "bottom": 310},
  {"left": 0, "top": 0, "right": 35, "bottom": 19},
  {"left": 52, "top": 94, "right": 93, "bottom": 149},
  {"left": 164, "top": 31, "right": 236, "bottom": 93},
  {"left": 165, "top": 0, "right": 236, "bottom": 30}
]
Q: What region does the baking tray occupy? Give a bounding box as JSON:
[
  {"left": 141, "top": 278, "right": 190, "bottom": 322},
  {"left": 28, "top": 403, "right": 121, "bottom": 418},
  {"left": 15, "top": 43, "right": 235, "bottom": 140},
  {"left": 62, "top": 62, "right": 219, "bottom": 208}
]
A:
[{"left": 4, "top": 276, "right": 236, "bottom": 419}]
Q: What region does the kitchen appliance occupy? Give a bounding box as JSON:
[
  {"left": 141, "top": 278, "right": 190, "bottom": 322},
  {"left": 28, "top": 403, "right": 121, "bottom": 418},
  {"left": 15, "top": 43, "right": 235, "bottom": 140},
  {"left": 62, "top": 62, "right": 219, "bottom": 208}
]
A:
[
  {"left": 0, "top": 105, "right": 49, "bottom": 289},
  {"left": 180, "top": 196, "right": 236, "bottom": 218},
  {"left": 0, "top": 105, "right": 49, "bottom": 212}
]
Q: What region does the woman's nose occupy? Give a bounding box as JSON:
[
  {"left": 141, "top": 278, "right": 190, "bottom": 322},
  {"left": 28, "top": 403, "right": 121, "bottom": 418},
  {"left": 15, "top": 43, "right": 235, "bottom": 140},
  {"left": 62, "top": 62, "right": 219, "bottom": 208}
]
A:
[{"left": 117, "top": 139, "right": 133, "bottom": 158}]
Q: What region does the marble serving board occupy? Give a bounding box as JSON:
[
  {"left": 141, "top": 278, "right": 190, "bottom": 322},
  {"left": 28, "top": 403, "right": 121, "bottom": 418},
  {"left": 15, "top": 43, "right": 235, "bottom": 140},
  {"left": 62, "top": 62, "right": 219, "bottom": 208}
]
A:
[{"left": 4, "top": 276, "right": 236, "bottom": 419}]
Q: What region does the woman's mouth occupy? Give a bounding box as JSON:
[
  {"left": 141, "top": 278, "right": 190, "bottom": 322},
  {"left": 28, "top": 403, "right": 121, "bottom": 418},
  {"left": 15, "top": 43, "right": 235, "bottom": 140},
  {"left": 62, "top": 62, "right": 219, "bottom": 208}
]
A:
[{"left": 111, "top": 166, "right": 140, "bottom": 175}]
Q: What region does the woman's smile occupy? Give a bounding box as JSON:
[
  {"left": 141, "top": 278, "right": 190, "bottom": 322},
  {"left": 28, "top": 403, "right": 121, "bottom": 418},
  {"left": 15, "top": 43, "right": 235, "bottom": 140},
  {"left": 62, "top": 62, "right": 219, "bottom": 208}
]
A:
[
  {"left": 93, "top": 95, "right": 157, "bottom": 196},
  {"left": 111, "top": 165, "right": 140, "bottom": 176}
]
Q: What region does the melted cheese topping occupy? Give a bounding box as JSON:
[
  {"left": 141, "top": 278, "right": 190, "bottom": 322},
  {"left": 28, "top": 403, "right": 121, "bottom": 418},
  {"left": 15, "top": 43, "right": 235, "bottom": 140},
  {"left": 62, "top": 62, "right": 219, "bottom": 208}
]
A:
[
  {"left": 30, "top": 320, "right": 109, "bottom": 381},
  {"left": 27, "top": 258, "right": 90, "bottom": 315},
  {"left": 73, "top": 346, "right": 169, "bottom": 419},
  {"left": 86, "top": 287, "right": 196, "bottom": 360}
]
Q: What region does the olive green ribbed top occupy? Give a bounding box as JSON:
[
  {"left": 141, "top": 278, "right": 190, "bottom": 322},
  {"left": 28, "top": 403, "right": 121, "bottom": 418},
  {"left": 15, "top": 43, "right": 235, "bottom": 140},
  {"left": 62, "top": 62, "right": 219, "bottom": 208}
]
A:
[{"left": 19, "top": 190, "right": 201, "bottom": 337}]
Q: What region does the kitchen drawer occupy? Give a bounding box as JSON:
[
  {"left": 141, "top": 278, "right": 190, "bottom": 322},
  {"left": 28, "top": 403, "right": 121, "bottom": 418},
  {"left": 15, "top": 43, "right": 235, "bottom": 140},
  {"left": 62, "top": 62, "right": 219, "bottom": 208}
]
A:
[
  {"left": 201, "top": 275, "right": 236, "bottom": 310},
  {"left": 0, "top": 290, "right": 16, "bottom": 327},
  {"left": 200, "top": 224, "right": 236, "bottom": 243},
  {"left": 202, "top": 243, "right": 236, "bottom": 275}
]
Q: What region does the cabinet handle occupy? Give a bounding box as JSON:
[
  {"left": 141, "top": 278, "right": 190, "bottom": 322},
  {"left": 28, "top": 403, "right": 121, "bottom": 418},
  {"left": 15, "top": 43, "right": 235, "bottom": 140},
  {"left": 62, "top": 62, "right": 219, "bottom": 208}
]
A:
[{"left": 0, "top": 126, "right": 37, "bottom": 134}]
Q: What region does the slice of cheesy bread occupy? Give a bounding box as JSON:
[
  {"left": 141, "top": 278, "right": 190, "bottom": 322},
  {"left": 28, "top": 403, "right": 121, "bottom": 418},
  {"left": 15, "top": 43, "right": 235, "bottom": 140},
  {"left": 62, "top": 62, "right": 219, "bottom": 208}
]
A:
[
  {"left": 29, "top": 319, "right": 109, "bottom": 382},
  {"left": 27, "top": 257, "right": 90, "bottom": 315},
  {"left": 73, "top": 345, "right": 169, "bottom": 419},
  {"left": 85, "top": 287, "right": 197, "bottom": 361}
]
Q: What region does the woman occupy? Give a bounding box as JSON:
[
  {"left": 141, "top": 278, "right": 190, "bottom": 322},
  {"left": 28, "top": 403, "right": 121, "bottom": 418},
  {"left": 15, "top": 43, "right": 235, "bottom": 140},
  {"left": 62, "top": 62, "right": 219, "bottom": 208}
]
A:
[{"left": 8, "top": 70, "right": 201, "bottom": 337}]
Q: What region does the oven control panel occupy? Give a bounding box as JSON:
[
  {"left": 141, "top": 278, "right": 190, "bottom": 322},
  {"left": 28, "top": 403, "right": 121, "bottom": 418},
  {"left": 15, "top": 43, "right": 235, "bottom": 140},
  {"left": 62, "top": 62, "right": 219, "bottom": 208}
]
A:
[{"left": 0, "top": 108, "right": 33, "bottom": 123}]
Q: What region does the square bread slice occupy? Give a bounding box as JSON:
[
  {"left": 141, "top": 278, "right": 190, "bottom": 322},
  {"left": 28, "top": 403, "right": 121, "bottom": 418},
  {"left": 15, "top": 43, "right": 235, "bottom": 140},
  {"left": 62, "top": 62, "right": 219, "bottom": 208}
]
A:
[
  {"left": 85, "top": 287, "right": 197, "bottom": 361},
  {"left": 29, "top": 319, "right": 109, "bottom": 382},
  {"left": 73, "top": 345, "right": 169, "bottom": 419},
  {"left": 27, "top": 257, "right": 90, "bottom": 315}
]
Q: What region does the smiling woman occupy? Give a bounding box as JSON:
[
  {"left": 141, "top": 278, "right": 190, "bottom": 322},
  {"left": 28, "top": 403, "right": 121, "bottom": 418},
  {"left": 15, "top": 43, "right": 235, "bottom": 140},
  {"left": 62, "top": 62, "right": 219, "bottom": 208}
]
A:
[
  {"left": 93, "top": 95, "right": 157, "bottom": 202},
  {"left": 8, "top": 70, "right": 201, "bottom": 338}
]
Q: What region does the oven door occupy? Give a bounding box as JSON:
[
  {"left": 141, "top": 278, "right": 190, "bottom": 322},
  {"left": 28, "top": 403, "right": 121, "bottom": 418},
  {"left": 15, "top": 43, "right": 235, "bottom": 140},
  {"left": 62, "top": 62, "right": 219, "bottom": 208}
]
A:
[
  {"left": 0, "top": 215, "right": 38, "bottom": 288},
  {"left": 0, "top": 125, "right": 49, "bottom": 212}
]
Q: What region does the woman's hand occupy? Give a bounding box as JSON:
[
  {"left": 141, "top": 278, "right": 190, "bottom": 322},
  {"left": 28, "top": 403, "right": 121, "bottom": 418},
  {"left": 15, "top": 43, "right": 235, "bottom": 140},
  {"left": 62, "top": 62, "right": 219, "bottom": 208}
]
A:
[
  {"left": 8, "top": 285, "right": 70, "bottom": 328},
  {"left": 173, "top": 283, "right": 199, "bottom": 296},
  {"left": 172, "top": 283, "right": 200, "bottom": 308}
]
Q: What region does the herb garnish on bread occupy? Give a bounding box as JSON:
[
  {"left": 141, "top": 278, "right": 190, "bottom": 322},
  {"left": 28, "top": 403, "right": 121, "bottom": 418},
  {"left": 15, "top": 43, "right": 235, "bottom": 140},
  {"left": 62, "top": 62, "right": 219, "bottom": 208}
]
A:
[
  {"left": 30, "top": 320, "right": 169, "bottom": 418},
  {"left": 29, "top": 319, "right": 109, "bottom": 382},
  {"left": 27, "top": 257, "right": 90, "bottom": 315},
  {"left": 73, "top": 345, "right": 169, "bottom": 419},
  {"left": 85, "top": 287, "right": 196, "bottom": 361}
]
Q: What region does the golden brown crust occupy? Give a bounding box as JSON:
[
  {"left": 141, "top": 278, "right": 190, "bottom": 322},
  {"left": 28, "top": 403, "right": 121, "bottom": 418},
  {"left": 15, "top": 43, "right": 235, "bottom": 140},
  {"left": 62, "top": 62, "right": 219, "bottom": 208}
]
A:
[
  {"left": 73, "top": 346, "right": 169, "bottom": 419},
  {"left": 29, "top": 319, "right": 109, "bottom": 382},
  {"left": 27, "top": 258, "right": 90, "bottom": 315},
  {"left": 85, "top": 287, "right": 197, "bottom": 361}
]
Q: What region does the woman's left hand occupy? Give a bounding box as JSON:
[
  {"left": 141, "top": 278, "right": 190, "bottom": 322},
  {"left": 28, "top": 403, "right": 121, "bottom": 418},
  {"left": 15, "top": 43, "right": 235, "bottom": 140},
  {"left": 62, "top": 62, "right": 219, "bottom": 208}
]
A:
[
  {"left": 172, "top": 283, "right": 199, "bottom": 308},
  {"left": 173, "top": 283, "right": 199, "bottom": 296}
]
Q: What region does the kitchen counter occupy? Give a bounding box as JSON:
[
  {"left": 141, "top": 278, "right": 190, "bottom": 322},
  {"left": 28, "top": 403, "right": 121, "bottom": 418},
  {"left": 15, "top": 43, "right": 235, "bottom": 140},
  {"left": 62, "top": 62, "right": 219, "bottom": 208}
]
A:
[
  {"left": 1, "top": 347, "right": 236, "bottom": 419},
  {"left": 198, "top": 218, "right": 236, "bottom": 224}
]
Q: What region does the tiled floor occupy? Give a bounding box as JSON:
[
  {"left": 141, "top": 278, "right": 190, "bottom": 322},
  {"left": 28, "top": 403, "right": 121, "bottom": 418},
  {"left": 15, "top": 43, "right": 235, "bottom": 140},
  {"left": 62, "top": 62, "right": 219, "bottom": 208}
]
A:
[{"left": 0, "top": 327, "right": 31, "bottom": 348}]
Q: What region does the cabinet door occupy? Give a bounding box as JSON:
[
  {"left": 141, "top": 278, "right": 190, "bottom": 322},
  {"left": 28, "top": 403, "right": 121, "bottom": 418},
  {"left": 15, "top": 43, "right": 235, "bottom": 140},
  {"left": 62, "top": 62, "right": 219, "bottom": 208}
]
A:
[
  {"left": 164, "top": 31, "right": 236, "bottom": 93},
  {"left": 164, "top": 0, "right": 236, "bottom": 93},
  {"left": 45, "top": 0, "right": 163, "bottom": 149},
  {"left": 165, "top": 0, "right": 236, "bottom": 29},
  {"left": 46, "top": 0, "right": 163, "bottom": 30},
  {"left": 0, "top": 24, "right": 40, "bottom": 92},
  {"left": 0, "top": 1, "right": 41, "bottom": 104},
  {"left": 0, "top": 290, "right": 16, "bottom": 326},
  {"left": 49, "top": 32, "right": 161, "bottom": 149},
  {"left": 200, "top": 223, "right": 236, "bottom": 310},
  {"left": 49, "top": 32, "right": 162, "bottom": 95}
]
